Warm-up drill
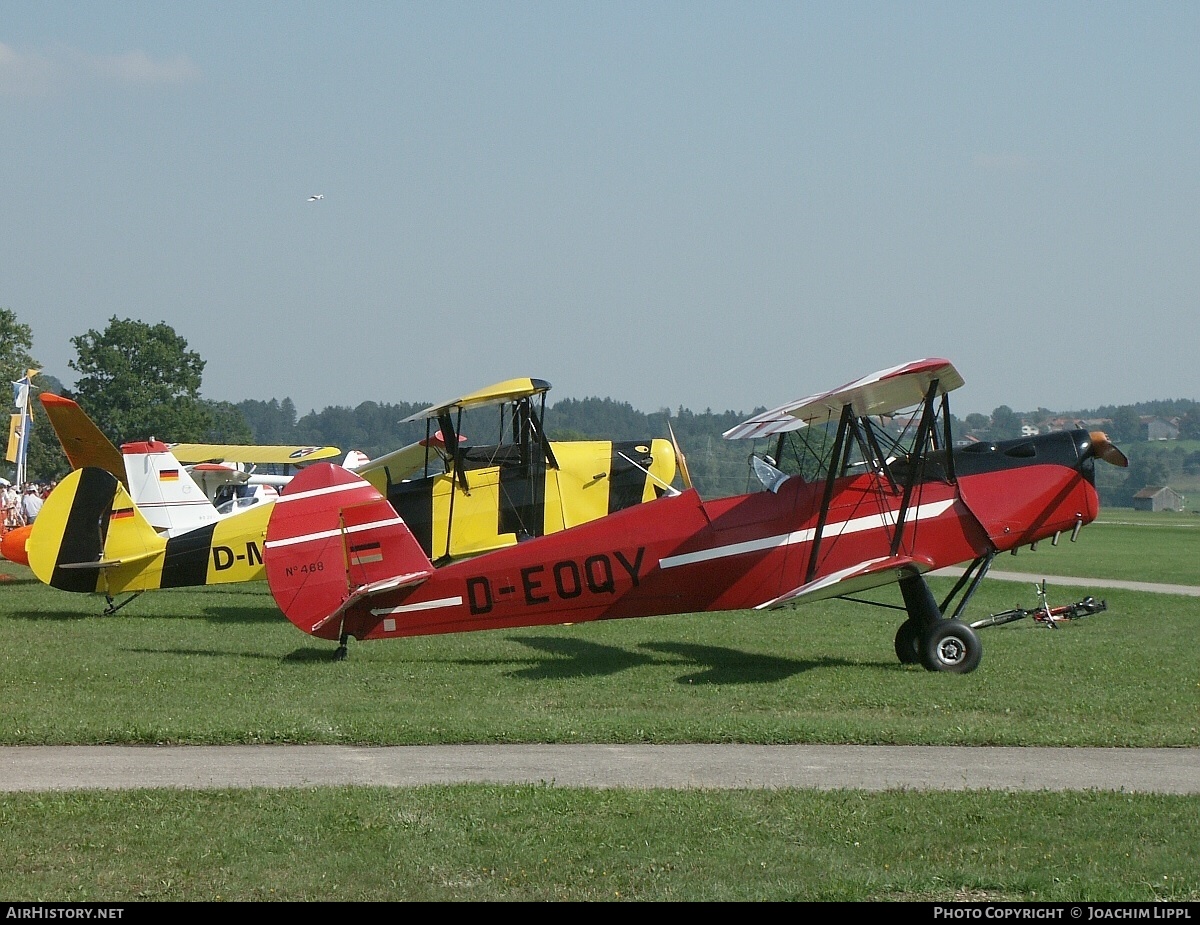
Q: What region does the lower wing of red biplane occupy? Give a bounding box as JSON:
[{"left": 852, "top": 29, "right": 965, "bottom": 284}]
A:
[{"left": 262, "top": 358, "right": 1127, "bottom": 674}]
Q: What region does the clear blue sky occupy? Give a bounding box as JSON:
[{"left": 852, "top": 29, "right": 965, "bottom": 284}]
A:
[{"left": 3, "top": 2, "right": 1197, "bottom": 420}]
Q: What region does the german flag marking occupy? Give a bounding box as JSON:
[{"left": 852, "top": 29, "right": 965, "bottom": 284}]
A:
[{"left": 350, "top": 541, "right": 383, "bottom": 565}]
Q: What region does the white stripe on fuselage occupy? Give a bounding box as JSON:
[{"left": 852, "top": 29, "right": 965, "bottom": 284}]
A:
[
  {"left": 274, "top": 481, "right": 372, "bottom": 505},
  {"left": 375, "top": 597, "right": 465, "bottom": 621},
  {"left": 658, "top": 498, "right": 956, "bottom": 570}
]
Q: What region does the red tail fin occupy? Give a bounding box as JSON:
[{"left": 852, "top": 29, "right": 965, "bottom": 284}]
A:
[{"left": 264, "top": 463, "right": 434, "bottom": 639}]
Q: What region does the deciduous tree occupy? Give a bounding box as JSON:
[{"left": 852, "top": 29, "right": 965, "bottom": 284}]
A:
[
  {"left": 1107, "top": 405, "right": 1143, "bottom": 444},
  {"left": 989, "top": 405, "right": 1022, "bottom": 440},
  {"left": 69, "top": 317, "right": 215, "bottom": 445}
]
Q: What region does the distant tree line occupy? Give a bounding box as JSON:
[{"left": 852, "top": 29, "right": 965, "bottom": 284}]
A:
[{"left": 6, "top": 311, "right": 1198, "bottom": 506}]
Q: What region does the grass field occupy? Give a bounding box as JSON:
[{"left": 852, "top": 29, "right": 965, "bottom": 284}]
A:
[
  {"left": 1, "top": 511, "right": 1197, "bottom": 900},
  {"left": 1022, "top": 508, "right": 1200, "bottom": 585}
]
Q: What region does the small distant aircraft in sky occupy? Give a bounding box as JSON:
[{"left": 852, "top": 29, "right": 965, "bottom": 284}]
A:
[
  {"left": 307, "top": 194, "right": 324, "bottom": 202},
  {"left": 262, "top": 358, "right": 1128, "bottom": 670}
]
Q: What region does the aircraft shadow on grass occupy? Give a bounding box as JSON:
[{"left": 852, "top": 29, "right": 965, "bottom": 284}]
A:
[
  {"left": 0, "top": 573, "right": 41, "bottom": 586},
  {"left": 282, "top": 647, "right": 354, "bottom": 664},
  {"left": 9, "top": 598, "right": 286, "bottom": 627},
  {"left": 194, "top": 602, "right": 297, "bottom": 626},
  {"left": 126, "top": 645, "right": 304, "bottom": 662},
  {"left": 499, "top": 635, "right": 843, "bottom": 684},
  {"left": 641, "top": 640, "right": 855, "bottom": 684},
  {"left": 12, "top": 608, "right": 112, "bottom": 624}
]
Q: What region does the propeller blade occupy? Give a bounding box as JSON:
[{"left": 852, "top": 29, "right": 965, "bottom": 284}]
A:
[
  {"left": 667, "top": 421, "right": 694, "bottom": 491},
  {"left": 1088, "top": 431, "right": 1129, "bottom": 468}
]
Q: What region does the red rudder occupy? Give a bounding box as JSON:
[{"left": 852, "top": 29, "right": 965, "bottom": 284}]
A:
[{"left": 263, "top": 463, "right": 433, "bottom": 639}]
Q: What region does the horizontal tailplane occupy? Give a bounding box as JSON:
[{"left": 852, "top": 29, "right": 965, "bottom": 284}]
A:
[{"left": 264, "top": 463, "right": 434, "bottom": 639}]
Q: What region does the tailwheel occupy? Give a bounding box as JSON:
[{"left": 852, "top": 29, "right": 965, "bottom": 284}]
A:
[
  {"left": 921, "top": 620, "right": 983, "bottom": 674},
  {"left": 334, "top": 632, "right": 350, "bottom": 662}
]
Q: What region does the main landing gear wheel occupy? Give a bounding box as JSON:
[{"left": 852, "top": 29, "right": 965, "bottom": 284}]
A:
[
  {"left": 894, "top": 619, "right": 922, "bottom": 664},
  {"left": 921, "top": 620, "right": 983, "bottom": 674}
]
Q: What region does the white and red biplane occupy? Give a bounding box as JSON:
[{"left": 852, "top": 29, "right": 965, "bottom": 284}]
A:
[{"left": 262, "top": 359, "right": 1127, "bottom": 672}]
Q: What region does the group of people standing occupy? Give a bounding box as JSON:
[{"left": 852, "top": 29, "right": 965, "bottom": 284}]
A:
[{"left": 1, "top": 481, "right": 51, "bottom": 530}]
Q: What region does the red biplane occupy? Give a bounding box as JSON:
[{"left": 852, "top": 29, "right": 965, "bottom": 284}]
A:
[{"left": 262, "top": 359, "right": 1127, "bottom": 672}]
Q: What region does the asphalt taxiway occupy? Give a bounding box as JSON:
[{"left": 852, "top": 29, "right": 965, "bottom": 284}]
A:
[{"left": 2, "top": 744, "right": 1198, "bottom": 793}]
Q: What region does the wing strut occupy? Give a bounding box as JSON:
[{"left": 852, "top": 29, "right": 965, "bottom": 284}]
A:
[
  {"left": 862, "top": 421, "right": 898, "bottom": 492},
  {"left": 804, "top": 403, "right": 854, "bottom": 584},
  {"left": 940, "top": 392, "right": 957, "bottom": 484},
  {"left": 532, "top": 388, "right": 559, "bottom": 471},
  {"left": 939, "top": 551, "right": 995, "bottom": 621},
  {"left": 889, "top": 378, "right": 940, "bottom": 557},
  {"left": 438, "top": 410, "right": 469, "bottom": 494},
  {"left": 437, "top": 409, "right": 466, "bottom": 563}
]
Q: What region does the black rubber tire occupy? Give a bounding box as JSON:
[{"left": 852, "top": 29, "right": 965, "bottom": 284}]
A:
[
  {"left": 894, "top": 619, "right": 922, "bottom": 664},
  {"left": 920, "top": 620, "right": 983, "bottom": 674}
]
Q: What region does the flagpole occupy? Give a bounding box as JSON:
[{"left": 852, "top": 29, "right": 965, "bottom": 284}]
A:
[
  {"left": 10, "top": 369, "right": 37, "bottom": 488},
  {"left": 15, "top": 380, "right": 27, "bottom": 488}
]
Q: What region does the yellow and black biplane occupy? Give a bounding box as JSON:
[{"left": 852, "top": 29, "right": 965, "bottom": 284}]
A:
[
  {"left": 353, "top": 377, "right": 678, "bottom": 564},
  {"left": 24, "top": 379, "right": 678, "bottom": 611}
]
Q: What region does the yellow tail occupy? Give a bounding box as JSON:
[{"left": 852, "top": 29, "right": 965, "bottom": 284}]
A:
[{"left": 28, "top": 467, "right": 165, "bottom": 595}]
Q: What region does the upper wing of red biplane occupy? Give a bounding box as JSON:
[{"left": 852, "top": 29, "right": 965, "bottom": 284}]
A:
[{"left": 722, "top": 358, "right": 964, "bottom": 441}]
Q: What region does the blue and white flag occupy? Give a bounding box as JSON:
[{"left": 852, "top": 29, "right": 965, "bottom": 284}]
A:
[{"left": 12, "top": 369, "right": 38, "bottom": 412}]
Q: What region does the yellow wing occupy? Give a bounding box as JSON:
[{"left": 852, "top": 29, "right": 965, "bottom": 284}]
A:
[
  {"left": 399, "top": 378, "right": 551, "bottom": 423},
  {"left": 168, "top": 444, "right": 342, "bottom": 465}
]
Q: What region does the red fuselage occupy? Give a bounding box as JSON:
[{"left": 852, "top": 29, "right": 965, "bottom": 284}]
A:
[{"left": 319, "top": 431, "right": 1100, "bottom": 643}]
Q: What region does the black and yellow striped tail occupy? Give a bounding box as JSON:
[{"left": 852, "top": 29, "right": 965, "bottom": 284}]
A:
[{"left": 28, "top": 467, "right": 164, "bottom": 594}]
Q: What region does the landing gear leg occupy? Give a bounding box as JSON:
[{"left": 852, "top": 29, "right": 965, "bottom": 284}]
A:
[
  {"left": 896, "top": 572, "right": 984, "bottom": 674},
  {"left": 895, "top": 573, "right": 940, "bottom": 665}
]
